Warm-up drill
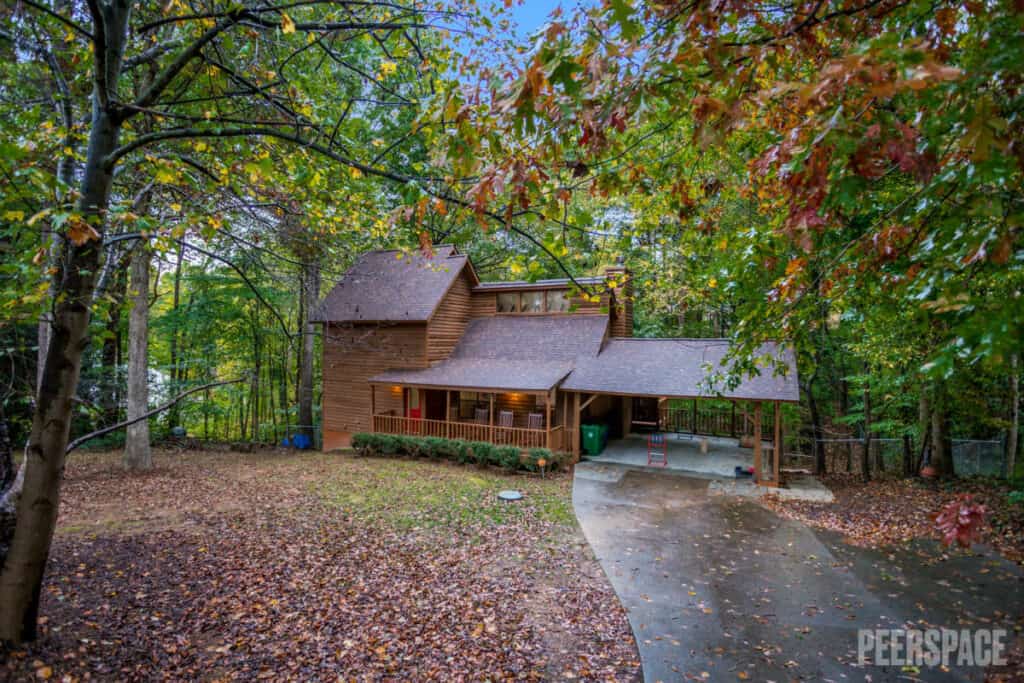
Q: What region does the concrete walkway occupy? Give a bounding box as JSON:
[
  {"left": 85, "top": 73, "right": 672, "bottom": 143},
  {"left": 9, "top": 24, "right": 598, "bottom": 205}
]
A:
[{"left": 573, "top": 461, "right": 1023, "bottom": 682}]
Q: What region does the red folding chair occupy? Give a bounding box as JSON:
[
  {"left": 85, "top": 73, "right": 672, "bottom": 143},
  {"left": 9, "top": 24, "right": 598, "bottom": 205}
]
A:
[{"left": 647, "top": 432, "right": 667, "bottom": 467}]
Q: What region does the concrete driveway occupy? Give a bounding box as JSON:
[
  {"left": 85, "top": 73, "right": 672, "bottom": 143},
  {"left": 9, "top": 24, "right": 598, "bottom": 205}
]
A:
[{"left": 572, "top": 461, "right": 1024, "bottom": 682}]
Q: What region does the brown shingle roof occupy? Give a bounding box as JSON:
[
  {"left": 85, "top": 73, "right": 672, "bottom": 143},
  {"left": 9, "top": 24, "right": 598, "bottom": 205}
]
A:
[
  {"left": 561, "top": 338, "right": 800, "bottom": 402},
  {"left": 369, "top": 315, "right": 609, "bottom": 391},
  {"left": 314, "top": 246, "right": 467, "bottom": 322},
  {"left": 449, "top": 315, "right": 608, "bottom": 362},
  {"left": 472, "top": 276, "right": 606, "bottom": 292},
  {"left": 371, "top": 360, "right": 574, "bottom": 393}
]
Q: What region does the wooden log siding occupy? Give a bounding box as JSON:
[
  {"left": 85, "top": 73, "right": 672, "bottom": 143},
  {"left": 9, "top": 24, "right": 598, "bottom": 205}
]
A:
[
  {"left": 470, "top": 291, "right": 497, "bottom": 317},
  {"left": 427, "top": 270, "right": 473, "bottom": 363},
  {"left": 322, "top": 323, "right": 428, "bottom": 437}
]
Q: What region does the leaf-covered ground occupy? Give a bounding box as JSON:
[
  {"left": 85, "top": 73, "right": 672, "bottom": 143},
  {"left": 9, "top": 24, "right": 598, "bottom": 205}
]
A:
[
  {"left": 2, "top": 449, "right": 640, "bottom": 681},
  {"left": 764, "top": 474, "right": 1024, "bottom": 564}
]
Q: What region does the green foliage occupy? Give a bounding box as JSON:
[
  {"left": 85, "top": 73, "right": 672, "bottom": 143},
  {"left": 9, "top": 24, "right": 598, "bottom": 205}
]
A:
[{"left": 350, "top": 433, "right": 565, "bottom": 474}]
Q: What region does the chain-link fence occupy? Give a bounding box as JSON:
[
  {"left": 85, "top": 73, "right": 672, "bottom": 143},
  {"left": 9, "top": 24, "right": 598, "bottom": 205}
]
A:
[
  {"left": 951, "top": 439, "right": 1004, "bottom": 477},
  {"left": 815, "top": 437, "right": 1008, "bottom": 477}
]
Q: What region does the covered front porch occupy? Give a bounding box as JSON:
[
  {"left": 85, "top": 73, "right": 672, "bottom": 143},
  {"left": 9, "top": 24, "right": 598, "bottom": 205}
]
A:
[{"left": 369, "top": 384, "right": 569, "bottom": 452}]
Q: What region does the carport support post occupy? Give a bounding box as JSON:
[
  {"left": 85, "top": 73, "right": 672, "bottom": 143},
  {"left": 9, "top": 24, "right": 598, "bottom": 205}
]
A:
[
  {"left": 753, "top": 402, "right": 763, "bottom": 484},
  {"left": 370, "top": 385, "right": 376, "bottom": 429},
  {"left": 773, "top": 400, "right": 782, "bottom": 485},
  {"left": 489, "top": 393, "right": 494, "bottom": 442},
  {"left": 446, "top": 390, "right": 451, "bottom": 439}
]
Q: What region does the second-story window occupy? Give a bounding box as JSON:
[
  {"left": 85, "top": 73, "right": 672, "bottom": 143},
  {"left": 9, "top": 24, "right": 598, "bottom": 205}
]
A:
[
  {"left": 497, "top": 292, "right": 519, "bottom": 313},
  {"left": 546, "top": 290, "right": 570, "bottom": 312},
  {"left": 523, "top": 291, "right": 544, "bottom": 312}
]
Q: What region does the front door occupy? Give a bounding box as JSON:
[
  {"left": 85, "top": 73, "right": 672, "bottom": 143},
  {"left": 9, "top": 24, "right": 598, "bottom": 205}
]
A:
[{"left": 423, "top": 389, "right": 447, "bottom": 421}]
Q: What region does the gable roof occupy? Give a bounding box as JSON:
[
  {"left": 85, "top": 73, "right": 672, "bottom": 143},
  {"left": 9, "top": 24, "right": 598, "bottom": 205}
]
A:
[
  {"left": 370, "top": 315, "right": 609, "bottom": 392},
  {"left": 561, "top": 339, "right": 799, "bottom": 402},
  {"left": 313, "top": 246, "right": 468, "bottom": 323}
]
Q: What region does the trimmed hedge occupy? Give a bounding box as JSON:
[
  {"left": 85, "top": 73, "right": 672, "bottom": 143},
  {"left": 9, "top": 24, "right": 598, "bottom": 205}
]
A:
[{"left": 351, "top": 433, "right": 569, "bottom": 473}]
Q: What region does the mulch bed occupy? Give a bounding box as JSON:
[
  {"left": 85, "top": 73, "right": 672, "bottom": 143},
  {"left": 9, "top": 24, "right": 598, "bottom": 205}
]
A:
[
  {"left": 764, "top": 474, "right": 1024, "bottom": 564},
  {"left": 2, "top": 451, "right": 640, "bottom": 681}
]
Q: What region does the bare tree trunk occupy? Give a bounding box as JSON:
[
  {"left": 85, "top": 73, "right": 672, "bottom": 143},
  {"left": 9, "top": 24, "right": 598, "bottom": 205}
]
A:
[
  {"left": 166, "top": 242, "right": 184, "bottom": 430},
  {"left": 1008, "top": 353, "right": 1019, "bottom": 479},
  {"left": 298, "top": 259, "right": 320, "bottom": 442},
  {"left": 123, "top": 245, "right": 152, "bottom": 471},
  {"left": 804, "top": 381, "right": 825, "bottom": 475},
  {"left": 862, "top": 380, "right": 872, "bottom": 483},
  {"left": 0, "top": 411, "right": 17, "bottom": 560},
  {"left": 931, "top": 390, "right": 955, "bottom": 478},
  {"left": 918, "top": 387, "right": 930, "bottom": 471},
  {"left": 0, "top": 2, "right": 131, "bottom": 640}
]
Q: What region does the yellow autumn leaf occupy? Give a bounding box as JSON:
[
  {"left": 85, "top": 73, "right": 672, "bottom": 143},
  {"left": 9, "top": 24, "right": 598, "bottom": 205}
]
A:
[
  {"left": 281, "top": 13, "right": 296, "bottom": 34},
  {"left": 708, "top": 278, "right": 717, "bottom": 289},
  {"left": 349, "top": 167, "right": 362, "bottom": 179},
  {"left": 378, "top": 61, "right": 397, "bottom": 79},
  {"left": 3, "top": 210, "right": 25, "bottom": 222}
]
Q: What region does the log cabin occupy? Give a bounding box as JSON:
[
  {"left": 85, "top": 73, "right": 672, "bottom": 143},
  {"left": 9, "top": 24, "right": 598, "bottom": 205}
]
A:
[{"left": 314, "top": 245, "right": 799, "bottom": 485}]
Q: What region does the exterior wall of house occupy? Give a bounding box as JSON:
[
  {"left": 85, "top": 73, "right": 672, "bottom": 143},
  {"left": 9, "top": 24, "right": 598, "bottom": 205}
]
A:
[
  {"left": 321, "top": 322, "right": 428, "bottom": 449},
  {"left": 426, "top": 268, "right": 473, "bottom": 364},
  {"left": 470, "top": 291, "right": 497, "bottom": 317}
]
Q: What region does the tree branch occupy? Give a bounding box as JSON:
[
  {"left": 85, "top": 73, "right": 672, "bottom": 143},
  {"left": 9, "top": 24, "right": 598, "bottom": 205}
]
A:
[
  {"left": 65, "top": 378, "right": 245, "bottom": 454},
  {"left": 105, "top": 128, "right": 595, "bottom": 292}
]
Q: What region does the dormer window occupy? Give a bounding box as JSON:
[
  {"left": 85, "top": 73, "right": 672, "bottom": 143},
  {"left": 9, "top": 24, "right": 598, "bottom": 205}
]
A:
[
  {"left": 497, "top": 292, "right": 519, "bottom": 313},
  {"left": 523, "top": 291, "right": 544, "bottom": 312},
  {"left": 546, "top": 290, "right": 570, "bottom": 312}
]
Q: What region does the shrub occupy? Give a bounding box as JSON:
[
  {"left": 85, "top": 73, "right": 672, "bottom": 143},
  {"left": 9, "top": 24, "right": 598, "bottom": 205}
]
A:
[{"left": 350, "top": 433, "right": 571, "bottom": 474}]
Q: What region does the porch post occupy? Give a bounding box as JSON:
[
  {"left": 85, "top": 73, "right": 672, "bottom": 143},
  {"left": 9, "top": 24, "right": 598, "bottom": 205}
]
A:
[
  {"left": 370, "top": 384, "right": 376, "bottom": 432},
  {"left": 489, "top": 393, "right": 494, "bottom": 443},
  {"left": 546, "top": 389, "right": 553, "bottom": 450},
  {"left": 692, "top": 398, "right": 698, "bottom": 434},
  {"left": 731, "top": 401, "right": 736, "bottom": 438},
  {"left": 622, "top": 396, "right": 632, "bottom": 438},
  {"left": 753, "top": 401, "right": 763, "bottom": 484},
  {"left": 572, "top": 392, "right": 581, "bottom": 461},
  {"left": 446, "top": 390, "right": 451, "bottom": 439},
  {"left": 773, "top": 400, "right": 782, "bottom": 486}
]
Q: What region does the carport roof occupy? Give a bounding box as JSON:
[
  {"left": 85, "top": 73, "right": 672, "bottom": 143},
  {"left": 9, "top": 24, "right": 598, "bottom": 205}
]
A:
[{"left": 561, "top": 338, "right": 800, "bottom": 402}]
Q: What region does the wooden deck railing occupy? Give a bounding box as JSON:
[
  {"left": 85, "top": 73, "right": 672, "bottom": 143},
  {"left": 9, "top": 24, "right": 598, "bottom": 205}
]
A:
[
  {"left": 372, "top": 414, "right": 554, "bottom": 450},
  {"left": 660, "top": 405, "right": 773, "bottom": 439}
]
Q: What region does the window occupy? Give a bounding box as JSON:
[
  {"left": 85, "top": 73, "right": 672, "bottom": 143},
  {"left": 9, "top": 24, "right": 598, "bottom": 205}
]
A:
[
  {"left": 546, "top": 289, "right": 570, "bottom": 312},
  {"left": 523, "top": 291, "right": 544, "bottom": 312},
  {"left": 497, "top": 292, "right": 519, "bottom": 312}
]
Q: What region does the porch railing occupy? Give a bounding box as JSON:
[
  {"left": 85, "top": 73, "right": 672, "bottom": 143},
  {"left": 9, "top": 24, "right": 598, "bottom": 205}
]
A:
[
  {"left": 372, "top": 414, "right": 553, "bottom": 450},
  {"left": 660, "top": 405, "right": 773, "bottom": 438}
]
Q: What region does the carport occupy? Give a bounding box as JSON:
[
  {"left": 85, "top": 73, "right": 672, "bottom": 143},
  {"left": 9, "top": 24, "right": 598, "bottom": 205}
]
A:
[{"left": 560, "top": 339, "right": 799, "bottom": 486}]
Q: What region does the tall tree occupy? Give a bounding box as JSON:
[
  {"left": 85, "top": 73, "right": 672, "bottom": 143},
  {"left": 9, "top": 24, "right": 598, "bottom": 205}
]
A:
[
  {"left": 0, "top": 0, "right": 507, "bottom": 643},
  {"left": 123, "top": 243, "right": 151, "bottom": 470}
]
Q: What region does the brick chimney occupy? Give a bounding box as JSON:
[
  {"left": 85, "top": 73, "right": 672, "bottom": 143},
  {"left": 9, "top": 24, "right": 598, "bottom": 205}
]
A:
[{"left": 604, "top": 259, "right": 633, "bottom": 337}]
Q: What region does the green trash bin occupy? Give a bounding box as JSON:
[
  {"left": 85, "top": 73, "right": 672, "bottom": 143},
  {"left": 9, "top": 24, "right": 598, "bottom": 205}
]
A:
[{"left": 581, "top": 424, "right": 606, "bottom": 456}]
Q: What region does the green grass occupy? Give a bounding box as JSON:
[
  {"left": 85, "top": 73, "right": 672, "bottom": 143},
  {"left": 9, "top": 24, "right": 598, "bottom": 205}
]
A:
[{"left": 313, "top": 455, "right": 575, "bottom": 531}]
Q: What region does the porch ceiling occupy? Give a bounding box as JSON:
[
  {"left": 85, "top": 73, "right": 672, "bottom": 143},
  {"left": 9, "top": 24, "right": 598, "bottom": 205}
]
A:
[{"left": 369, "top": 358, "right": 572, "bottom": 393}]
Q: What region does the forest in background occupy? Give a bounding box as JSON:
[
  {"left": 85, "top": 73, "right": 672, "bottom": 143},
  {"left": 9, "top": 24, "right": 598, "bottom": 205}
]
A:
[
  {"left": 1, "top": 0, "right": 1021, "bottom": 475},
  {"left": 0, "top": 0, "right": 1021, "bottom": 644}
]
